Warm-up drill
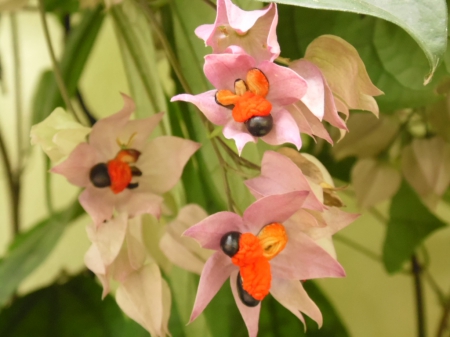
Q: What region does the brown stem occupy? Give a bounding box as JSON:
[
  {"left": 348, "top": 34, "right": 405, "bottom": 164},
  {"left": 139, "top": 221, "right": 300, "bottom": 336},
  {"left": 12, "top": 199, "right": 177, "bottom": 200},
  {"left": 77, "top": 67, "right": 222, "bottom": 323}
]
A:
[
  {"left": 412, "top": 255, "right": 426, "bottom": 337},
  {"left": 436, "top": 290, "right": 450, "bottom": 337}
]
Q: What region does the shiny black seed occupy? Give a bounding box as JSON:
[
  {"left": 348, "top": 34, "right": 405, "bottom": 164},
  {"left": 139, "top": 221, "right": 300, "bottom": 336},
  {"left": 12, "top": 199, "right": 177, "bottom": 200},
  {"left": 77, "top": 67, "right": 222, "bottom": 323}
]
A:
[
  {"left": 245, "top": 115, "right": 273, "bottom": 137},
  {"left": 127, "top": 182, "right": 139, "bottom": 189},
  {"left": 236, "top": 272, "right": 260, "bottom": 307},
  {"left": 220, "top": 231, "right": 241, "bottom": 257},
  {"left": 130, "top": 166, "right": 142, "bottom": 176},
  {"left": 89, "top": 163, "right": 111, "bottom": 188}
]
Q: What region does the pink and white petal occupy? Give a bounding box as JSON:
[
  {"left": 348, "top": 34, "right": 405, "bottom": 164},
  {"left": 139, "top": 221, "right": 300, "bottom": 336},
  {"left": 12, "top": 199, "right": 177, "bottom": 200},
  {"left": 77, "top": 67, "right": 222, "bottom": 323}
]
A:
[
  {"left": 125, "top": 217, "right": 147, "bottom": 271},
  {"left": 285, "top": 209, "right": 324, "bottom": 233},
  {"left": 190, "top": 252, "right": 236, "bottom": 322},
  {"left": 323, "top": 81, "right": 347, "bottom": 130},
  {"left": 222, "top": 119, "right": 257, "bottom": 155},
  {"left": 116, "top": 263, "right": 166, "bottom": 336},
  {"left": 118, "top": 112, "right": 164, "bottom": 151},
  {"left": 259, "top": 61, "right": 307, "bottom": 106},
  {"left": 171, "top": 91, "right": 230, "bottom": 126},
  {"left": 261, "top": 109, "right": 302, "bottom": 149},
  {"left": 227, "top": 0, "right": 271, "bottom": 33},
  {"left": 204, "top": 53, "right": 255, "bottom": 90},
  {"left": 93, "top": 212, "right": 128, "bottom": 266},
  {"left": 51, "top": 143, "right": 98, "bottom": 187},
  {"left": 290, "top": 59, "right": 325, "bottom": 120},
  {"left": 270, "top": 278, "right": 323, "bottom": 328},
  {"left": 271, "top": 230, "right": 345, "bottom": 280},
  {"left": 84, "top": 244, "right": 110, "bottom": 298},
  {"left": 117, "top": 191, "right": 164, "bottom": 220},
  {"left": 160, "top": 279, "right": 172, "bottom": 336},
  {"left": 305, "top": 207, "right": 359, "bottom": 241},
  {"left": 137, "top": 136, "right": 200, "bottom": 194},
  {"left": 229, "top": 270, "right": 261, "bottom": 337},
  {"left": 242, "top": 191, "right": 309, "bottom": 233},
  {"left": 300, "top": 104, "right": 333, "bottom": 143},
  {"left": 79, "top": 186, "right": 115, "bottom": 225},
  {"left": 195, "top": 24, "right": 214, "bottom": 42},
  {"left": 89, "top": 93, "right": 136, "bottom": 159},
  {"left": 184, "top": 211, "right": 244, "bottom": 250}
]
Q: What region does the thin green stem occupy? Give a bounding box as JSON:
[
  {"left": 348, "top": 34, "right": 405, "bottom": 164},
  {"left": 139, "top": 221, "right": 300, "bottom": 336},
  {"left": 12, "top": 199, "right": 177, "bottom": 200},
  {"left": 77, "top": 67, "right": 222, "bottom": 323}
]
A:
[
  {"left": 37, "top": 0, "right": 78, "bottom": 122},
  {"left": 201, "top": 0, "right": 216, "bottom": 10},
  {"left": 333, "top": 233, "right": 382, "bottom": 263},
  {"left": 423, "top": 269, "right": 446, "bottom": 305},
  {"left": 210, "top": 138, "right": 235, "bottom": 212},
  {"left": 44, "top": 156, "right": 55, "bottom": 215},
  {"left": 412, "top": 255, "right": 426, "bottom": 337},
  {"left": 369, "top": 206, "right": 388, "bottom": 225},
  {"left": 436, "top": 288, "right": 450, "bottom": 337}
]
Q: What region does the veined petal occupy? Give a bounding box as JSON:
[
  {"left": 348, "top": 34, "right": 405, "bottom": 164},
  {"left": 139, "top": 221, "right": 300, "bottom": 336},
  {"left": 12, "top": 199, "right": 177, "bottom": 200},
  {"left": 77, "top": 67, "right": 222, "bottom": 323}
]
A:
[
  {"left": 230, "top": 270, "right": 261, "bottom": 337},
  {"left": 242, "top": 191, "right": 309, "bottom": 233},
  {"left": 50, "top": 143, "right": 98, "bottom": 187},
  {"left": 271, "top": 230, "right": 345, "bottom": 280},
  {"left": 89, "top": 93, "right": 136, "bottom": 159},
  {"left": 260, "top": 108, "right": 302, "bottom": 149},
  {"left": 171, "top": 91, "right": 231, "bottom": 126},
  {"left": 190, "top": 252, "right": 236, "bottom": 322},
  {"left": 270, "top": 278, "right": 323, "bottom": 328},
  {"left": 222, "top": 119, "right": 257, "bottom": 155},
  {"left": 137, "top": 136, "right": 200, "bottom": 194},
  {"left": 184, "top": 212, "right": 244, "bottom": 250},
  {"left": 79, "top": 186, "right": 115, "bottom": 225},
  {"left": 118, "top": 112, "right": 164, "bottom": 151}
]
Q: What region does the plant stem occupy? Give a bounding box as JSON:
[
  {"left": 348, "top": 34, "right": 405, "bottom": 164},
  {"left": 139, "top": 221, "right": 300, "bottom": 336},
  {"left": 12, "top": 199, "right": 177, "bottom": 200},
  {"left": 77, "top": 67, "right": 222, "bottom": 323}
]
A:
[
  {"left": 37, "top": 0, "right": 78, "bottom": 121},
  {"left": 436, "top": 290, "right": 450, "bottom": 337},
  {"left": 412, "top": 255, "right": 426, "bottom": 337},
  {"left": 201, "top": 0, "right": 216, "bottom": 10},
  {"left": 333, "top": 233, "right": 382, "bottom": 263}
]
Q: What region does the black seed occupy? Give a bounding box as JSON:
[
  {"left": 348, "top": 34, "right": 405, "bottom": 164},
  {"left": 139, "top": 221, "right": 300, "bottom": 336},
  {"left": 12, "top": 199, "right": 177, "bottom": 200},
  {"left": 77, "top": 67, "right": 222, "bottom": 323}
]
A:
[
  {"left": 236, "top": 272, "right": 260, "bottom": 307},
  {"left": 245, "top": 115, "right": 273, "bottom": 137},
  {"left": 130, "top": 166, "right": 142, "bottom": 176},
  {"left": 89, "top": 163, "right": 111, "bottom": 188},
  {"left": 220, "top": 231, "right": 241, "bottom": 257},
  {"left": 127, "top": 182, "right": 139, "bottom": 189}
]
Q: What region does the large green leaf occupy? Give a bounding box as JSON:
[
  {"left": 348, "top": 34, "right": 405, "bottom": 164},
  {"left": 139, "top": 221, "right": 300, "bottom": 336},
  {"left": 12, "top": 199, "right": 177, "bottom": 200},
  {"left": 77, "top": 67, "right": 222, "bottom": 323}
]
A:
[
  {"left": 0, "top": 201, "right": 84, "bottom": 307},
  {"left": 267, "top": 0, "right": 447, "bottom": 82},
  {"left": 0, "top": 272, "right": 148, "bottom": 337},
  {"left": 277, "top": 6, "right": 444, "bottom": 112},
  {"left": 383, "top": 180, "right": 447, "bottom": 274},
  {"left": 32, "top": 6, "right": 104, "bottom": 125}
]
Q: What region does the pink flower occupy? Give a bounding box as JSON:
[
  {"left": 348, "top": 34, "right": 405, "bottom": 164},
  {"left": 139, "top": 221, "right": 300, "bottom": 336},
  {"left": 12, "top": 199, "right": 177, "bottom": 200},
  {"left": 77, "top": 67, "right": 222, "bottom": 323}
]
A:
[
  {"left": 171, "top": 52, "right": 307, "bottom": 154},
  {"left": 245, "top": 150, "right": 359, "bottom": 257},
  {"left": 184, "top": 192, "right": 345, "bottom": 337},
  {"left": 195, "top": 0, "right": 280, "bottom": 63},
  {"left": 52, "top": 94, "right": 200, "bottom": 225}
]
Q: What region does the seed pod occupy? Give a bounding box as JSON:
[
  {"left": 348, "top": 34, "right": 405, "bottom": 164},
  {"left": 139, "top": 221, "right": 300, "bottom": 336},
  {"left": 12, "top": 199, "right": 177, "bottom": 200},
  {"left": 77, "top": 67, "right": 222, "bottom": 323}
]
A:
[
  {"left": 220, "top": 231, "right": 241, "bottom": 257},
  {"left": 245, "top": 115, "right": 273, "bottom": 137},
  {"left": 89, "top": 163, "right": 111, "bottom": 188},
  {"left": 236, "top": 272, "right": 260, "bottom": 307}
]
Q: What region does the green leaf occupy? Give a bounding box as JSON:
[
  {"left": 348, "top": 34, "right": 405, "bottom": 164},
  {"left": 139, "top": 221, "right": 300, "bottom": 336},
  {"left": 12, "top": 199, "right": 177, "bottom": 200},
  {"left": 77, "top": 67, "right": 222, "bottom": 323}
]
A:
[
  {"left": 43, "top": 0, "right": 79, "bottom": 13},
  {"left": 383, "top": 180, "right": 447, "bottom": 274},
  {"left": 277, "top": 6, "right": 443, "bottom": 112},
  {"left": 0, "top": 272, "right": 148, "bottom": 337},
  {"left": 268, "top": 0, "right": 447, "bottom": 82},
  {"left": 32, "top": 7, "right": 104, "bottom": 124},
  {"left": 0, "top": 201, "right": 84, "bottom": 307}
]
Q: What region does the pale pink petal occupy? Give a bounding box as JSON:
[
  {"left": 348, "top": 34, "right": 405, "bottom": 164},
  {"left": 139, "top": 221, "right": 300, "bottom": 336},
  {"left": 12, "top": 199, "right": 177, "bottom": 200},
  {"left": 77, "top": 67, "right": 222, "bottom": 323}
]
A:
[
  {"left": 229, "top": 270, "right": 261, "bottom": 337},
  {"left": 260, "top": 108, "right": 302, "bottom": 149},
  {"left": 190, "top": 252, "right": 236, "bottom": 322},
  {"left": 116, "top": 263, "right": 169, "bottom": 336},
  {"left": 125, "top": 217, "right": 147, "bottom": 270},
  {"left": 171, "top": 91, "right": 230, "bottom": 126},
  {"left": 244, "top": 151, "right": 324, "bottom": 211},
  {"left": 270, "top": 278, "right": 323, "bottom": 328},
  {"left": 117, "top": 192, "right": 164, "bottom": 219},
  {"left": 118, "top": 112, "right": 164, "bottom": 151},
  {"left": 242, "top": 191, "right": 309, "bottom": 233},
  {"left": 204, "top": 53, "right": 255, "bottom": 90},
  {"left": 271, "top": 230, "right": 345, "bottom": 280},
  {"left": 84, "top": 244, "right": 110, "bottom": 298},
  {"left": 285, "top": 209, "right": 325, "bottom": 233},
  {"left": 259, "top": 61, "right": 307, "bottom": 106},
  {"left": 323, "top": 79, "right": 347, "bottom": 130},
  {"left": 50, "top": 143, "right": 98, "bottom": 187},
  {"left": 79, "top": 186, "right": 115, "bottom": 225},
  {"left": 184, "top": 212, "right": 244, "bottom": 250},
  {"left": 289, "top": 59, "right": 324, "bottom": 120},
  {"left": 137, "top": 136, "right": 200, "bottom": 194},
  {"left": 222, "top": 119, "right": 257, "bottom": 155},
  {"left": 289, "top": 102, "right": 333, "bottom": 143},
  {"left": 195, "top": 24, "right": 214, "bottom": 42},
  {"left": 89, "top": 93, "right": 136, "bottom": 159}
]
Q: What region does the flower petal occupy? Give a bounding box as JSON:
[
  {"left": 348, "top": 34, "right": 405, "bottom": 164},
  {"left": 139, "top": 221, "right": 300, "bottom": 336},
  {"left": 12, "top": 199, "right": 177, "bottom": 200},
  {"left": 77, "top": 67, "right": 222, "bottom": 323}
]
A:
[
  {"left": 190, "top": 252, "right": 236, "bottom": 322},
  {"left": 260, "top": 108, "right": 302, "bottom": 149},
  {"left": 171, "top": 91, "right": 231, "bottom": 126},
  {"left": 184, "top": 212, "right": 244, "bottom": 250},
  {"left": 242, "top": 191, "right": 309, "bottom": 233},
  {"left": 137, "top": 136, "right": 200, "bottom": 194},
  {"left": 79, "top": 186, "right": 115, "bottom": 225},
  {"left": 222, "top": 119, "right": 257, "bottom": 155},
  {"left": 195, "top": 23, "right": 214, "bottom": 42},
  {"left": 118, "top": 112, "right": 164, "bottom": 151},
  {"left": 50, "top": 142, "right": 98, "bottom": 187},
  {"left": 89, "top": 93, "right": 136, "bottom": 159},
  {"left": 270, "top": 278, "right": 322, "bottom": 328},
  {"left": 271, "top": 230, "right": 345, "bottom": 280},
  {"left": 288, "top": 103, "right": 333, "bottom": 144},
  {"left": 117, "top": 191, "right": 164, "bottom": 220},
  {"left": 229, "top": 270, "right": 261, "bottom": 337}
]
